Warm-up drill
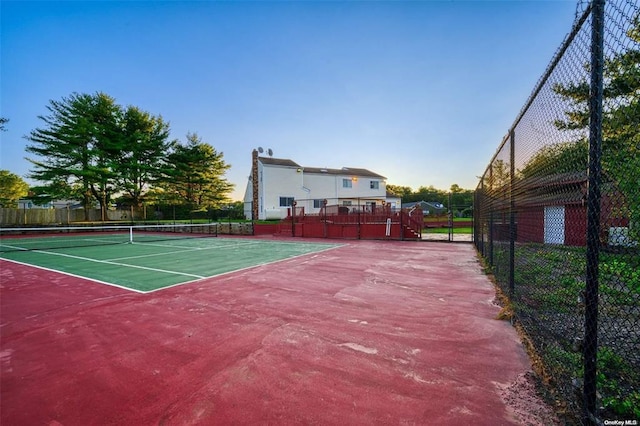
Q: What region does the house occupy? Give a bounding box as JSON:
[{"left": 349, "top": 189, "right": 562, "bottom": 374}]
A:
[
  {"left": 243, "top": 152, "right": 396, "bottom": 220},
  {"left": 386, "top": 191, "right": 402, "bottom": 210},
  {"left": 401, "top": 201, "right": 448, "bottom": 216},
  {"left": 17, "top": 199, "right": 84, "bottom": 209}
]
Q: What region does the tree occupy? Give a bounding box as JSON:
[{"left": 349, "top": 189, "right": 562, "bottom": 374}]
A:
[
  {"left": 518, "top": 141, "right": 588, "bottom": 179},
  {"left": 552, "top": 15, "right": 640, "bottom": 237},
  {"left": 450, "top": 183, "right": 462, "bottom": 193},
  {"left": 25, "top": 92, "right": 121, "bottom": 220},
  {"left": 85, "top": 93, "right": 122, "bottom": 220},
  {"left": 386, "top": 184, "right": 413, "bottom": 200},
  {"left": 385, "top": 183, "right": 473, "bottom": 214},
  {"left": 0, "top": 170, "right": 29, "bottom": 207},
  {"left": 29, "top": 180, "right": 82, "bottom": 207},
  {"left": 414, "top": 185, "right": 445, "bottom": 204},
  {"left": 450, "top": 189, "right": 474, "bottom": 214},
  {"left": 113, "top": 106, "right": 174, "bottom": 210},
  {"left": 0, "top": 117, "right": 8, "bottom": 131},
  {"left": 160, "top": 133, "right": 233, "bottom": 208}
]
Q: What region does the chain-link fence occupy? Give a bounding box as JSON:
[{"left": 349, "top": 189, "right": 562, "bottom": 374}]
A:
[
  {"left": 474, "top": 1, "right": 639, "bottom": 424},
  {"left": 421, "top": 193, "right": 473, "bottom": 242}
]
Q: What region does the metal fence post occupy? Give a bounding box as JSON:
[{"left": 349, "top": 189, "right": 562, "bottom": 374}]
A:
[
  {"left": 292, "top": 201, "right": 296, "bottom": 237},
  {"left": 584, "top": 0, "right": 605, "bottom": 423},
  {"left": 448, "top": 192, "right": 453, "bottom": 242},
  {"left": 357, "top": 200, "right": 361, "bottom": 240},
  {"left": 488, "top": 166, "right": 494, "bottom": 266},
  {"left": 509, "top": 129, "right": 516, "bottom": 298}
]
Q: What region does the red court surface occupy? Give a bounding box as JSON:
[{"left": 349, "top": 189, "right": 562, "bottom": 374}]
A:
[{"left": 0, "top": 239, "right": 558, "bottom": 425}]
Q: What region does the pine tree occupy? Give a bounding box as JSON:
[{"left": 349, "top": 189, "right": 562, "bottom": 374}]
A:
[
  {"left": 160, "top": 133, "right": 234, "bottom": 208},
  {"left": 553, "top": 15, "right": 639, "bottom": 237},
  {"left": 114, "top": 106, "right": 174, "bottom": 211},
  {"left": 26, "top": 92, "right": 120, "bottom": 220}
]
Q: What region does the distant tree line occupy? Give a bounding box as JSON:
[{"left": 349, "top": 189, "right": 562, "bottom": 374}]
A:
[
  {"left": 15, "top": 92, "right": 233, "bottom": 221},
  {"left": 386, "top": 183, "right": 474, "bottom": 217},
  {"left": 0, "top": 118, "right": 30, "bottom": 208}
]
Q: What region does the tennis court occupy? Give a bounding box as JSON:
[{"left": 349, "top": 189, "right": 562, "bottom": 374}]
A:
[
  {"left": 0, "top": 226, "right": 341, "bottom": 292},
  {"left": 0, "top": 233, "right": 558, "bottom": 425}
]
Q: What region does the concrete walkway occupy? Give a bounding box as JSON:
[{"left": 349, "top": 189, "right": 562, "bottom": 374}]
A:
[{"left": 421, "top": 232, "right": 473, "bottom": 242}]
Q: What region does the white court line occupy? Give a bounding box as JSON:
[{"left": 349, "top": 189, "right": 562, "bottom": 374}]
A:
[
  {"left": 4, "top": 247, "right": 205, "bottom": 279},
  {"left": 0, "top": 257, "right": 147, "bottom": 294},
  {"left": 0, "top": 238, "right": 123, "bottom": 251},
  {"left": 107, "top": 240, "right": 262, "bottom": 261},
  {"left": 143, "top": 243, "right": 346, "bottom": 293},
  {"left": 1, "top": 240, "right": 346, "bottom": 294}
]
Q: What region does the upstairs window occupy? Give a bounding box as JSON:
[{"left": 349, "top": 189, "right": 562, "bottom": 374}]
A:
[
  {"left": 370, "top": 180, "right": 379, "bottom": 189},
  {"left": 279, "top": 197, "right": 294, "bottom": 207},
  {"left": 342, "top": 179, "right": 352, "bottom": 188}
]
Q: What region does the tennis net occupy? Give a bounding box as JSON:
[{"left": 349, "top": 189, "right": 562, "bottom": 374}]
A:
[{"left": 0, "top": 223, "right": 218, "bottom": 253}]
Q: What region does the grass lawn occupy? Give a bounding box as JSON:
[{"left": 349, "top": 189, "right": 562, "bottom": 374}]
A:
[{"left": 423, "top": 227, "right": 472, "bottom": 234}]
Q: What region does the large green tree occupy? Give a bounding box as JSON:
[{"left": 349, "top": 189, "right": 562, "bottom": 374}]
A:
[
  {"left": 160, "top": 133, "right": 233, "bottom": 208},
  {"left": 386, "top": 184, "right": 413, "bottom": 200},
  {"left": 114, "top": 106, "right": 174, "bottom": 209},
  {"left": 25, "top": 93, "right": 176, "bottom": 220},
  {"left": 25, "top": 92, "right": 234, "bottom": 220},
  {"left": 25, "top": 92, "right": 121, "bottom": 220},
  {"left": 0, "top": 170, "right": 29, "bottom": 207},
  {"left": 85, "top": 93, "right": 122, "bottom": 220},
  {"left": 550, "top": 15, "right": 639, "bottom": 236}
]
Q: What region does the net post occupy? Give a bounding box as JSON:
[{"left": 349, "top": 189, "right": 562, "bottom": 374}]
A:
[{"left": 129, "top": 226, "right": 134, "bottom": 244}]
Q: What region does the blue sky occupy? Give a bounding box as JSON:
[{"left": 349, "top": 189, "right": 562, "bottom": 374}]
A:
[{"left": 1, "top": 0, "right": 578, "bottom": 201}]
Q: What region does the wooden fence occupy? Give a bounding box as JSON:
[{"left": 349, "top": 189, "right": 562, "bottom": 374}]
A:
[{"left": 0, "top": 208, "right": 141, "bottom": 226}]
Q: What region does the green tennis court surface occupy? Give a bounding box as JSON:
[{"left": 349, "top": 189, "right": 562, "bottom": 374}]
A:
[{"left": 0, "top": 235, "right": 342, "bottom": 293}]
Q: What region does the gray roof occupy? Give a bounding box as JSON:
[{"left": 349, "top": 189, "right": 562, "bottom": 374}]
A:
[
  {"left": 402, "top": 201, "right": 446, "bottom": 210},
  {"left": 259, "top": 157, "right": 386, "bottom": 179},
  {"left": 259, "top": 157, "right": 301, "bottom": 168}
]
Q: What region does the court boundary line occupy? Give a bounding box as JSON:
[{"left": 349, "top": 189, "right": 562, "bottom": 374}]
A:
[
  {"left": 107, "top": 240, "right": 262, "bottom": 262},
  {"left": 0, "top": 257, "right": 147, "bottom": 294},
  {"left": 1, "top": 241, "right": 346, "bottom": 294},
  {"left": 2, "top": 246, "right": 206, "bottom": 279},
  {"left": 142, "top": 243, "right": 346, "bottom": 293},
  {"left": 0, "top": 238, "right": 128, "bottom": 252}
]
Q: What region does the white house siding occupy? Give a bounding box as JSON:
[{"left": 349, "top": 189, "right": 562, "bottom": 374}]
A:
[
  {"left": 244, "top": 158, "right": 389, "bottom": 220},
  {"left": 243, "top": 180, "right": 253, "bottom": 219},
  {"left": 296, "top": 172, "right": 387, "bottom": 215},
  {"left": 385, "top": 196, "right": 401, "bottom": 209},
  {"left": 259, "top": 163, "right": 300, "bottom": 219}
]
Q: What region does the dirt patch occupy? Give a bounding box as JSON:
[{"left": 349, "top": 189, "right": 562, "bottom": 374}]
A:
[{"left": 499, "top": 371, "right": 561, "bottom": 426}]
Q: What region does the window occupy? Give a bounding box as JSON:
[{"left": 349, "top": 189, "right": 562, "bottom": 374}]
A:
[
  {"left": 279, "top": 197, "right": 294, "bottom": 207},
  {"left": 370, "top": 180, "right": 379, "bottom": 189},
  {"left": 313, "top": 199, "right": 324, "bottom": 208},
  {"left": 342, "top": 201, "right": 352, "bottom": 206},
  {"left": 342, "top": 178, "right": 352, "bottom": 188}
]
